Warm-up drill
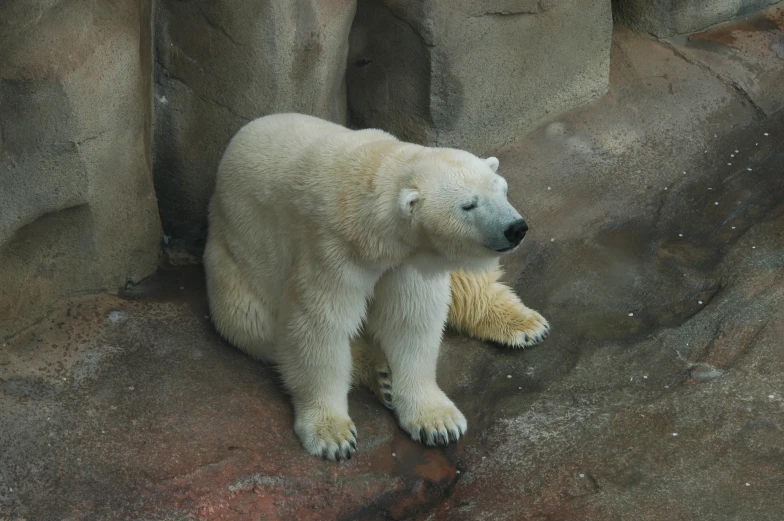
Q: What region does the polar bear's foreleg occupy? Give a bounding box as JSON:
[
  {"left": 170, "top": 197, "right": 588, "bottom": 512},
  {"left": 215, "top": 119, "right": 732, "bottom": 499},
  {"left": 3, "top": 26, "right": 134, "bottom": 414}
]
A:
[
  {"left": 447, "top": 268, "right": 550, "bottom": 348},
  {"left": 275, "top": 276, "right": 370, "bottom": 461},
  {"left": 366, "top": 265, "right": 467, "bottom": 446}
]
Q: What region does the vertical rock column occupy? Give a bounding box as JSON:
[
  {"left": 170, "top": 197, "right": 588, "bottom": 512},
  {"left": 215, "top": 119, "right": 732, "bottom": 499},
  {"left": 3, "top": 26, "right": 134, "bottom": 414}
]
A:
[
  {"left": 0, "top": 0, "right": 161, "bottom": 339},
  {"left": 347, "top": 0, "right": 613, "bottom": 153},
  {"left": 153, "top": 0, "right": 357, "bottom": 242}
]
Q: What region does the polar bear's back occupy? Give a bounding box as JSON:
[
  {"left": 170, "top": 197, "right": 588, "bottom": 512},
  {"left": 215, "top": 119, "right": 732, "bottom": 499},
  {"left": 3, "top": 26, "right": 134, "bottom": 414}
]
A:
[{"left": 217, "top": 114, "right": 393, "bottom": 197}]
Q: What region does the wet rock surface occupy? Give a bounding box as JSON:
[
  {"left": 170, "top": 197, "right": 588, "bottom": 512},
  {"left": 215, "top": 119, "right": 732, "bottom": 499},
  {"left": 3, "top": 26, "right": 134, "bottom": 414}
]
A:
[{"left": 2, "top": 14, "right": 784, "bottom": 521}]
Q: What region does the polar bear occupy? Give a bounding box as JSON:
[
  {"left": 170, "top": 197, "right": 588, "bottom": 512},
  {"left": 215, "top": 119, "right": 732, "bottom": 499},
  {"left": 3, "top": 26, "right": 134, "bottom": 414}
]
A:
[{"left": 204, "top": 113, "right": 549, "bottom": 461}]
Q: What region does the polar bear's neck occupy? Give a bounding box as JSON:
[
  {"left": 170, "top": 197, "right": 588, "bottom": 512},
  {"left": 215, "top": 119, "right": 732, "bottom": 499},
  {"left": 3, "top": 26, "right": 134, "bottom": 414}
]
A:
[{"left": 330, "top": 140, "right": 424, "bottom": 267}]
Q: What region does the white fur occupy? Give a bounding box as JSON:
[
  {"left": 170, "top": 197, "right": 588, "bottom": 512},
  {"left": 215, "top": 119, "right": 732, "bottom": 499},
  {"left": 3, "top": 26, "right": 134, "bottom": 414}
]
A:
[{"left": 204, "top": 113, "right": 518, "bottom": 459}]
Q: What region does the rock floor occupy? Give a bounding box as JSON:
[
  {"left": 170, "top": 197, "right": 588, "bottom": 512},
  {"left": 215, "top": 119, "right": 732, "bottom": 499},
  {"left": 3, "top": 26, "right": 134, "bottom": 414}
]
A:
[{"left": 2, "top": 7, "right": 784, "bottom": 521}]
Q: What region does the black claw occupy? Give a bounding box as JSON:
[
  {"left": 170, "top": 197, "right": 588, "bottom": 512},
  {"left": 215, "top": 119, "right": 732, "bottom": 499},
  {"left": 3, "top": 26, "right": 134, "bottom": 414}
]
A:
[
  {"left": 349, "top": 438, "right": 357, "bottom": 449},
  {"left": 418, "top": 427, "right": 426, "bottom": 442},
  {"left": 381, "top": 381, "right": 392, "bottom": 389},
  {"left": 321, "top": 447, "right": 329, "bottom": 459},
  {"left": 383, "top": 391, "right": 393, "bottom": 402},
  {"left": 334, "top": 449, "right": 341, "bottom": 461},
  {"left": 378, "top": 370, "right": 390, "bottom": 378},
  {"left": 350, "top": 426, "right": 358, "bottom": 438},
  {"left": 438, "top": 432, "right": 448, "bottom": 446},
  {"left": 345, "top": 449, "right": 352, "bottom": 460}
]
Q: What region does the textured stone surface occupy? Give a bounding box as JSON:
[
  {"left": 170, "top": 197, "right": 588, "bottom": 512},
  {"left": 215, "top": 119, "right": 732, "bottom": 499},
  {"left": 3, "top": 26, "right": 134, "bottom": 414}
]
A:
[
  {"left": 666, "top": 3, "right": 784, "bottom": 116},
  {"left": 613, "top": 0, "right": 781, "bottom": 37},
  {"left": 347, "top": 0, "right": 612, "bottom": 154},
  {"left": 3, "top": 17, "right": 784, "bottom": 519},
  {"left": 0, "top": 0, "right": 161, "bottom": 341},
  {"left": 153, "top": 0, "right": 357, "bottom": 241}
]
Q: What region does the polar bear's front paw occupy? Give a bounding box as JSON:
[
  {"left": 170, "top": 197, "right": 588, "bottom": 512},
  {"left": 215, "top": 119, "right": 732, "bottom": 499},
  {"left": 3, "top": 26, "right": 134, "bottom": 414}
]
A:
[
  {"left": 509, "top": 308, "right": 550, "bottom": 348},
  {"left": 397, "top": 395, "right": 467, "bottom": 447},
  {"left": 294, "top": 410, "right": 358, "bottom": 461}
]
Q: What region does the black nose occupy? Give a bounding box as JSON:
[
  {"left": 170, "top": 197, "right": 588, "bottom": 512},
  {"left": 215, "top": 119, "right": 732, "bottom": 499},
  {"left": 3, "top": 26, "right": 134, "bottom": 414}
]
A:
[{"left": 504, "top": 219, "right": 528, "bottom": 245}]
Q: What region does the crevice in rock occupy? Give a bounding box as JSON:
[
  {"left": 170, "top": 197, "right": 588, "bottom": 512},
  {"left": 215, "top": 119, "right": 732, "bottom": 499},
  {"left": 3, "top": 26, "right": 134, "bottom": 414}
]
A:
[
  {"left": 656, "top": 38, "right": 767, "bottom": 120},
  {"left": 198, "top": 7, "right": 242, "bottom": 48},
  {"left": 154, "top": 59, "right": 251, "bottom": 123},
  {"left": 385, "top": 6, "right": 436, "bottom": 48}
]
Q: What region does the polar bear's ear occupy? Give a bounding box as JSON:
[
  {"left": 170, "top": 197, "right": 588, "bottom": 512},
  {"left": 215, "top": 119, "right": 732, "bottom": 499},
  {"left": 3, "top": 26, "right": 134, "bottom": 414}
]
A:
[
  {"left": 485, "top": 156, "right": 500, "bottom": 173},
  {"left": 398, "top": 188, "right": 420, "bottom": 218}
]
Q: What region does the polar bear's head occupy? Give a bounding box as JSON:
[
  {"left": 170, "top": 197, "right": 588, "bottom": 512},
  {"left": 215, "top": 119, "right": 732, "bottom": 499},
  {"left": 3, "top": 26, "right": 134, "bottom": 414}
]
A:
[{"left": 399, "top": 149, "right": 527, "bottom": 267}]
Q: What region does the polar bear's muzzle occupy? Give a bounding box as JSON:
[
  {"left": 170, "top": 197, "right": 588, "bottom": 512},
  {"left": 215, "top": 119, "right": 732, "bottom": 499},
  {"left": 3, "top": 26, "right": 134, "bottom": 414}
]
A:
[{"left": 489, "top": 218, "right": 528, "bottom": 253}]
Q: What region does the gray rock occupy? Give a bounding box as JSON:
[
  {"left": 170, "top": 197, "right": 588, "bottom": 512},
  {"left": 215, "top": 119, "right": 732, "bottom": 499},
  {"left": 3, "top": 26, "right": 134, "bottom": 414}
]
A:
[
  {"left": 153, "top": 0, "right": 357, "bottom": 241},
  {"left": 0, "top": 0, "right": 161, "bottom": 340},
  {"left": 613, "top": 0, "right": 780, "bottom": 37},
  {"left": 347, "top": 0, "right": 613, "bottom": 153}
]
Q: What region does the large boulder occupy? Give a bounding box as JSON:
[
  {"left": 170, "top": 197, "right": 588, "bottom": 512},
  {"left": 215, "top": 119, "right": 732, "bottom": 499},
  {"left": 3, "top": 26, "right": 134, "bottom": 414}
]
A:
[
  {"left": 613, "top": 0, "right": 781, "bottom": 37},
  {"left": 347, "top": 0, "right": 613, "bottom": 153},
  {"left": 0, "top": 0, "right": 161, "bottom": 340},
  {"left": 154, "top": 0, "right": 357, "bottom": 241}
]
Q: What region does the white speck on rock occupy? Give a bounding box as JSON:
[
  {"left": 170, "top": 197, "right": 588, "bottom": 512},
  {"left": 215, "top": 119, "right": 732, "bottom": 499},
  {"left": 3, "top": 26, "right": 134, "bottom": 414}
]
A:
[
  {"left": 77, "top": 457, "right": 81, "bottom": 462},
  {"left": 672, "top": 433, "right": 679, "bottom": 437},
  {"left": 664, "top": 187, "right": 668, "bottom": 190},
  {"left": 715, "top": 202, "right": 719, "bottom": 205},
  {"left": 550, "top": 238, "right": 555, "bottom": 242},
  {"left": 764, "top": 133, "right": 769, "bottom": 136},
  {"left": 728, "top": 163, "right": 732, "bottom": 166},
  {"left": 518, "top": 386, "right": 522, "bottom": 390},
  {"left": 392, "top": 452, "right": 396, "bottom": 457},
  {"left": 643, "top": 375, "right": 648, "bottom": 379},
  {"left": 735, "top": 150, "right": 739, "bottom": 153},
  {"left": 769, "top": 395, "right": 775, "bottom": 400},
  {"left": 507, "top": 374, "right": 512, "bottom": 379},
  {"left": 664, "top": 385, "right": 670, "bottom": 389},
  {"left": 128, "top": 386, "right": 135, "bottom": 391},
  {"left": 747, "top": 168, "right": 752, "bottom": 171},
  {"left": 579, "top": 473, "right": 585, "bottom": 478},
  {"left": 730, "top": 154, "right": 734, "bottom": 158},
  {"left": 698, "top": 300, "right": 704, "bottom": 305},
  {"left": 752, "top": 246, "right": 757, "bottom": 249},
  {"left": 628, "top": 312, "right": 634, "bottom": 317},
  {"left": 108, "top": 310, "right": 126, "bottom": 323},
  {"left": 678, "top": 233, "right": 683, "bottom": 237},
  {"left": 547, "top": 186, "right": 552, "bottom": 191},
  {"left": 180, "top": 286, "right": 185, "bottom": 290},
  {"left": 731, "top": 226, "right": 736, "bottom": 229},
  {"left": 456, "top": 470, "right": 461, "bottom": 474},
  {"left": 746, "top": 482, "right": 751, "bottom": 486}
]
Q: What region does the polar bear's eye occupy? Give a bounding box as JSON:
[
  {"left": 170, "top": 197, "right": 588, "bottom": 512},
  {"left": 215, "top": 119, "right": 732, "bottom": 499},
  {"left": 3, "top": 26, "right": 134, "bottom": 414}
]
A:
[{"left": 462, "top": 202, "right": 477, "bottom": 211}]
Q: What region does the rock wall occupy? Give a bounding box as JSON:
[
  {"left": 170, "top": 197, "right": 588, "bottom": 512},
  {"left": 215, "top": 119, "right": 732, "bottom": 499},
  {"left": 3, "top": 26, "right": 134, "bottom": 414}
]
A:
[
  {"left": 153, "top": 0, "right": 357, "bottom": 242},
  {"left": 347, "top": 0, "right": 613, "bottom": 153},
  {"left": 0, "top": 0, "right": 161, "bottom": 340},
  {"left": 613, "top": 0, "right": 781, "bottom": 36}
]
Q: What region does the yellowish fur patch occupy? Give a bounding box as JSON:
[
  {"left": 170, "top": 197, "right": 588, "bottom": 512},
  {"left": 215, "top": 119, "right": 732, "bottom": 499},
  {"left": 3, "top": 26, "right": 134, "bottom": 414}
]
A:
[{"left": 447, "top": 268, "right": 550, "bottom": 348}]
